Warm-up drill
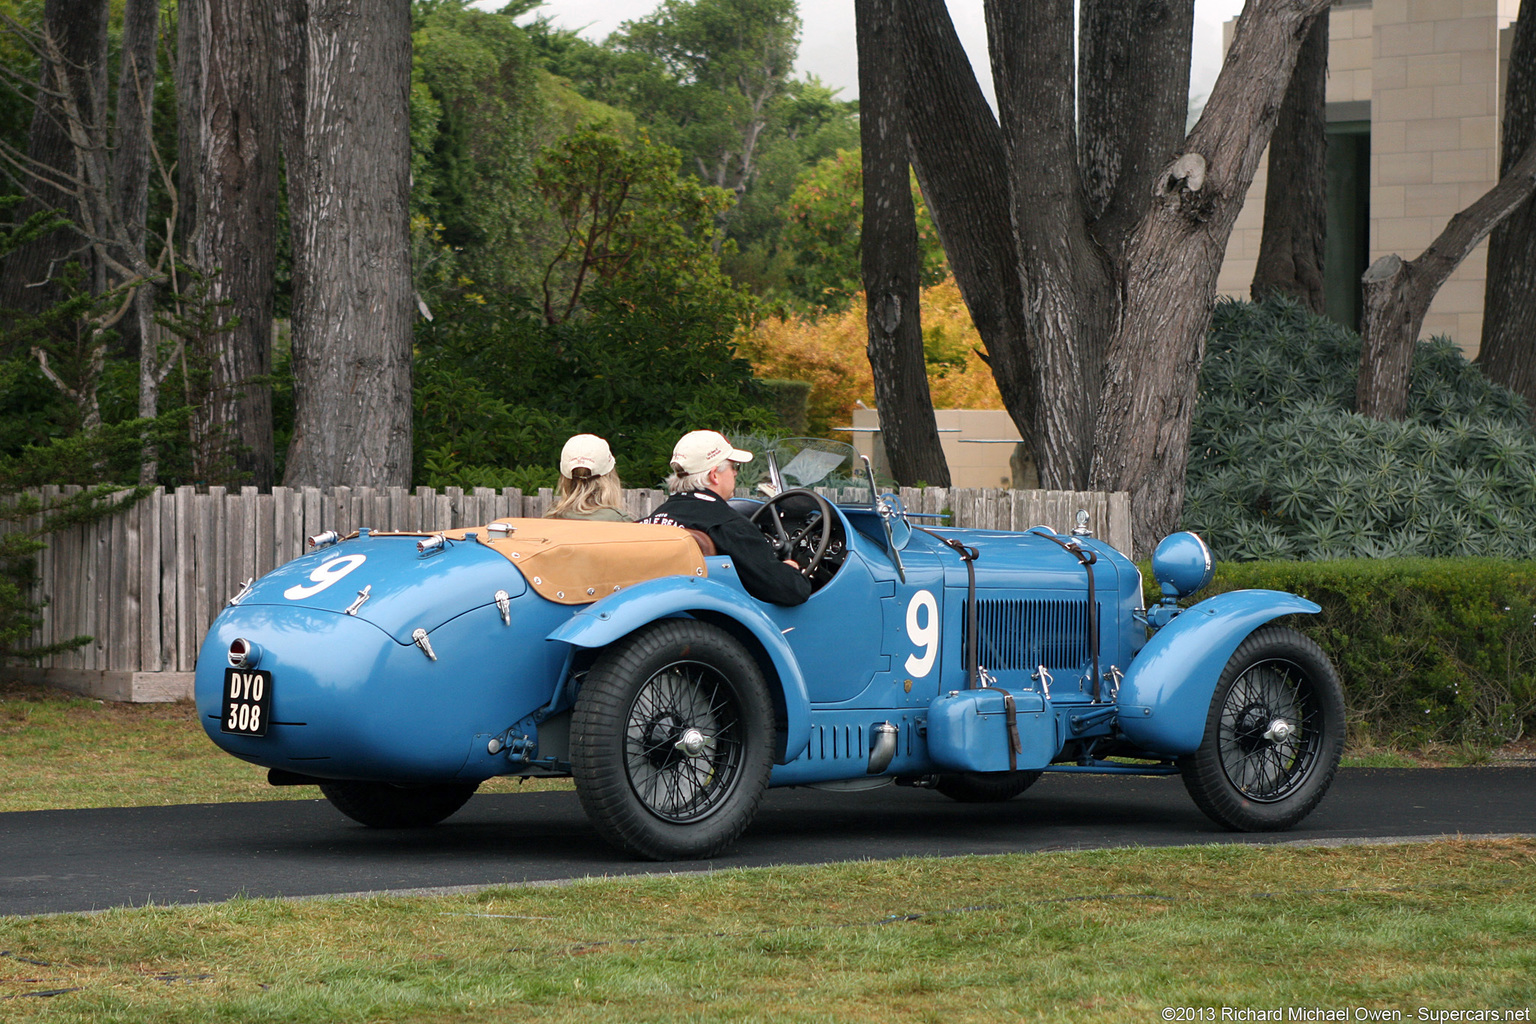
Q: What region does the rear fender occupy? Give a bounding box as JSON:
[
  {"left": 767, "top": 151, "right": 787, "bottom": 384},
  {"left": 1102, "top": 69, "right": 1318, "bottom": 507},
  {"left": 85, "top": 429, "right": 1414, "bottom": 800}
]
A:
[
  {"left": 1116, "top": 590, "right": 1320, "bottom": 754},
  {"left": 546, "top": 575, "right": 811, "bottom": 763}
]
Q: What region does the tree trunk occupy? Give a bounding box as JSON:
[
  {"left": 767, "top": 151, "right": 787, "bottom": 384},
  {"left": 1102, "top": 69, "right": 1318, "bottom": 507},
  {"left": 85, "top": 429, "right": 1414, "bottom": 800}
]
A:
[
  {"left": 1078, "top": 0, "right": 1196, "bottom": 263},
  {"left": 283, "top": 0, "right": 415, "bottom": 488},
  {"left": 112, "top": 0, "right": 161, "bottom": 481},
  {"left": 112, "top": 0, "right": 158, "bottom": 369},
  {"left": 987, "top": 1, "right": 1119, "bottom": 490},
  {"left": 189, "top": 0, "right": 279, "bottom": 489},
  {"left": 899, "top": 0, "right": 1035, "bottom": 475},
  {"left": 1250, "top": 12, "right": 1328, "bottom": 312},
  {"left": 0, "top": 0, "right": 109, "bottom": 326},
  {"left": 1357, "top": 140, "right": 1536, "bottom": 420},
  {"left": 175, "top": 0, "right": 203, "bottom": 253},
  {"left": 1089, "top": 0, "right": 1332, "bottom": 552},
  {"left": 275, "top": 0, "right": 309, "bottom": 336},
  {"left": 1476, "top": 0, "right": 1536, "bottom": 416},
  {"left": 855, "top": 0, "right": 949, "bottom": 488}
]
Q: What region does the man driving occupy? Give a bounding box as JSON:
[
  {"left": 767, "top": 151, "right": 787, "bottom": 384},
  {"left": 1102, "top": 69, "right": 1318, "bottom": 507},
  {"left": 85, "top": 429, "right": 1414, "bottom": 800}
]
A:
[{"left": 643, "top": 430, "right": 812, "bottom": 607}]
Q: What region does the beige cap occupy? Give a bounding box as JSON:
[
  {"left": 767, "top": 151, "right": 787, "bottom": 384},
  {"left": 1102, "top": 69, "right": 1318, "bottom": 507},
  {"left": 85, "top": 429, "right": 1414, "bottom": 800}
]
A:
[
  {"left": 559, "top": 434, "right": 615, "bottom": 478},
  {"left": 671, "top": 430, "right": 752, "bottom": 475}
]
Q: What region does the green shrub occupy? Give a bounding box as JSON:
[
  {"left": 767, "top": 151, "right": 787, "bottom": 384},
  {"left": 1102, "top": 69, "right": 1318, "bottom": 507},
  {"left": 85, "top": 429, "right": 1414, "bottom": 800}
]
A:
[
  {"left": 1185, "top": 559, "right": 1536, "bottom": 747},
  {"left": 413, "top": 291, "right": 775, "bottom": 490},
  {"left": 1183, "top": 297, "right": 1536, "bottom": 561}
]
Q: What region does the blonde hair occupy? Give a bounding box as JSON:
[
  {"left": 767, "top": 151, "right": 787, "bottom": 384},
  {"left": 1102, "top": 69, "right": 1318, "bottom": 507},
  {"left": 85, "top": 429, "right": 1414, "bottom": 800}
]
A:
[{"left": 546, "top": 467, "right": 626, "bottom": 518}]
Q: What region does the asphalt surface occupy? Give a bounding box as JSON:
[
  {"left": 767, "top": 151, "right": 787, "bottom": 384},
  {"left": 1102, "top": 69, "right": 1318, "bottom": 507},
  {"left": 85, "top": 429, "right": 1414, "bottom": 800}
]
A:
[{"left": 3, "top": 767, "right": 1534, "bottom": 917}]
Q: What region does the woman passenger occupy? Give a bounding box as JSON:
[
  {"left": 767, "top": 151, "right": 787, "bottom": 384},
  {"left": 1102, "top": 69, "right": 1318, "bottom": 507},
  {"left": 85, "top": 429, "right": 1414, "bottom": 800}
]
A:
[{"left": 545, "top": 434, "right": 633, "bottom": 522}]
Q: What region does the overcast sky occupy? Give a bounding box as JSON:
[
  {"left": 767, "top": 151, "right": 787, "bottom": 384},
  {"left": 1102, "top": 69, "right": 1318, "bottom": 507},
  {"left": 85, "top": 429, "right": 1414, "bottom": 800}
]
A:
[{"left": 472, "top": 0, "right": 1252, "bottom": 107}]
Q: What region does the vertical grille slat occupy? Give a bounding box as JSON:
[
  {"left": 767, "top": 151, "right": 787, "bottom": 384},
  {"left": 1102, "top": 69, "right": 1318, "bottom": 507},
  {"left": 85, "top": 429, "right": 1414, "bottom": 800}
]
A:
[{"left": 969, "top": 597, "right": 1093, "bottom": 671}]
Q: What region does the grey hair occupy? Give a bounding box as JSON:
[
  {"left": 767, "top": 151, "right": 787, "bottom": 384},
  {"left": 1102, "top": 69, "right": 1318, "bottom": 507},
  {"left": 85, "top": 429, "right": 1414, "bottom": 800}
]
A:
[{"left": 666, "top": 467, "right": 713, "bottom": 494}]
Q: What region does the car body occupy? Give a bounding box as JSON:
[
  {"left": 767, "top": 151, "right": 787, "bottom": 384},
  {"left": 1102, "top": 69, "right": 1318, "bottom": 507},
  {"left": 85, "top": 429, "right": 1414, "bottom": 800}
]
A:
[{"left": 196, "top": 439, "right": 1345, "bottom": 860}]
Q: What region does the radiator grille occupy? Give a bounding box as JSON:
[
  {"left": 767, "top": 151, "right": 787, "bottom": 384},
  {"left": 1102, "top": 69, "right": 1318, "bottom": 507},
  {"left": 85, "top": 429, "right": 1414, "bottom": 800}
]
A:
[{"left": 967, "top": 597, "right": 1093, "bottom": 671}]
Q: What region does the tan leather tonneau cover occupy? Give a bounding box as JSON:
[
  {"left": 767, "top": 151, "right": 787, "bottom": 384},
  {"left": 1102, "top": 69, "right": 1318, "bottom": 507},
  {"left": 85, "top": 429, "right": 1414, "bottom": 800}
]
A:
[{"left": 444, "top": 518, "right": 707, "bottom": 605}]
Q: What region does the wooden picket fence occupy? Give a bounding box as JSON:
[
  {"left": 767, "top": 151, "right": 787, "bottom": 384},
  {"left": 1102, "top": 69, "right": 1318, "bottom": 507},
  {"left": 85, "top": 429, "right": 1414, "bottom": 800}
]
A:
[{"left": 8, "top": 483, "right": 1129, "bottom": 700}]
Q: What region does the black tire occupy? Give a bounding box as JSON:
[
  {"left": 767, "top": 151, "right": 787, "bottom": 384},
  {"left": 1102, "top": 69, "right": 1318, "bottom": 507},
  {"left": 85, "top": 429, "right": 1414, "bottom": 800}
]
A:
[
  {"left": 1180, "top": 625, "right": 1345, "bottom": 831},
  {"left": 318, "top": 780, "right": 478, "bottom": 828},
  {"left": 571, "top": 619, "right": 775, "bottom": 860},
  {"left": 934, "top": 770, "right": 1043, "bottom": 803}
]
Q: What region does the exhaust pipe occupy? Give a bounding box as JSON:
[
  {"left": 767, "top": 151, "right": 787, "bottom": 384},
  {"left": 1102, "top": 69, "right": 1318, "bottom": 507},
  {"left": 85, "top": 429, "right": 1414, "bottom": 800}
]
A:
[{"left": 867, "top": 722, "right": 899, "bottom": 775}]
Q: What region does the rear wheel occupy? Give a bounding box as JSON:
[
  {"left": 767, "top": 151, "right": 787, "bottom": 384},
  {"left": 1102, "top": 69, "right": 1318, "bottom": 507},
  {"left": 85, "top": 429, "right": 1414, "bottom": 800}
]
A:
[
  {"left": 1180, "top": 626, "right": 1344, "bottom": 831},
  {"left": 318, "top": 781, "right": 477, "bottom": 828},
  {"left": 934, "top": 770, "right": 1042, "bottom": 803},
  {"left": 571, "top": 619, "right": 775, "bottom": 860}
]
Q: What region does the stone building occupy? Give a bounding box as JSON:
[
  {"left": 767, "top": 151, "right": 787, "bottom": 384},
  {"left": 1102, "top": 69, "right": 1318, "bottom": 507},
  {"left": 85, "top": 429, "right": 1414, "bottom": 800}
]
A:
[{"left": 1216, "top": 0, "right": 1523, "bottom": 355}]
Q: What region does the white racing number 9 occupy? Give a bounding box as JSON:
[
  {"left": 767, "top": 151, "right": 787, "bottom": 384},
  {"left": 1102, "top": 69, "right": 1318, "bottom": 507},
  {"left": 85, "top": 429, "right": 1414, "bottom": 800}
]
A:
[
  {"left": 283, "top": 553, "right": 367, "bottom": 600},
  {"left": 903, "top": 589, "right": 939, "bottom": 677}
]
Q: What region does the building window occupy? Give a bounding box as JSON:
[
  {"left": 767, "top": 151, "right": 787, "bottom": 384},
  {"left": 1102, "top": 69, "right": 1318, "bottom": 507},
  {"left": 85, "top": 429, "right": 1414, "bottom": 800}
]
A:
[{"left": 1324, "top": 117, "right": 1370, "bottom": 331}]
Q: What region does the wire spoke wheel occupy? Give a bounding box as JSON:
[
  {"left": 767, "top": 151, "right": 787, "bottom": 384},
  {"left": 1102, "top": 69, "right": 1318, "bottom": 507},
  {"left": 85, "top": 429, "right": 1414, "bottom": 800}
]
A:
[
  {"left": 1181, "top": 625, "right": 1345, "bottom": 831},
  {"left": 623, "top": 663, "right": 744, "bottom": 823},
  {"left": 1215, "top": 659, "right": 1320, "bottom": 802},
  {"left": 573, "top": 620, "right": 774, "bottom": 860}
]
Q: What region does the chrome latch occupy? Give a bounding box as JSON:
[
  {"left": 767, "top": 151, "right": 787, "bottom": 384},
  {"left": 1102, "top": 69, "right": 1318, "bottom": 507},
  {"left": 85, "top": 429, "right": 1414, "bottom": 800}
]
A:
[
  {"left": 411, "top": 627, "right": 437, "bottom": 662},
  {"left": 494, "top": 589, "right": 511, "bottom": 624},
  {"left": 309, "top": 531, "right": 338, "bottom": 549},
  {"left": 1102, "top": 665, "right": 1124, "bottom": 702},
  {"left": 228, "top": 578, "right": 254, "bottom": 606},
  {"left": 1031, "top": 665, "right": 1053, "bottom": 700},
  {"left": 345, "top": 585, "right": 371, "bottom": 616}
]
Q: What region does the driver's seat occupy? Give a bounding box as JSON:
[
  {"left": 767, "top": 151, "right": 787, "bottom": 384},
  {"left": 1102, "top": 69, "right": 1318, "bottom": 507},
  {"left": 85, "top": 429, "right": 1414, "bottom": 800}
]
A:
[{"left": 684, "top": 528, "right": 717, "bottom": 557}]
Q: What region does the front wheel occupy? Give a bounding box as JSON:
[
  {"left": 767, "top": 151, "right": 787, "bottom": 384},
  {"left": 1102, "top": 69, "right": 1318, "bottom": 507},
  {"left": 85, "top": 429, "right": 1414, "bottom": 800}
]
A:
[
  {"left": 318, "top": 781, "right": 478, "bottom": 828},
  {"left": 1180, "top": 626, "right": 1345, "bottom": 831},
  {"left": 571, "top": 619, "right": 775, "bottom": 860}
]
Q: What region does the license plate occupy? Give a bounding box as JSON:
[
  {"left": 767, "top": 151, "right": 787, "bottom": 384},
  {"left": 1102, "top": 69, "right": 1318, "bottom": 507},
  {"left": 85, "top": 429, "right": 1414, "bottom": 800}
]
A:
[{"left": 221, "top": 668, "right": 272, "bottom": 737}]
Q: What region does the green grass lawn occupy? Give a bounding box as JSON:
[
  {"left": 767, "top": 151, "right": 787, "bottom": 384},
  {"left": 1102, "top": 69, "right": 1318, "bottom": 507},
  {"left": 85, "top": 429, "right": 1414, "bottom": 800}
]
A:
[{"left": 2, "top": 842, "right": 1533, "bottom": 1022}]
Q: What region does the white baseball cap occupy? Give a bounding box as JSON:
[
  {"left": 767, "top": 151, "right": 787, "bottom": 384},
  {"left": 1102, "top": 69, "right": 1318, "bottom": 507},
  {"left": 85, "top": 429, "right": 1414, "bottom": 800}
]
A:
[
  {"left": 671, "top": 430, "right": 753, "bottom": 475},
  {"left": 559, "top": 434, "right": 615, "bottom": 478}
]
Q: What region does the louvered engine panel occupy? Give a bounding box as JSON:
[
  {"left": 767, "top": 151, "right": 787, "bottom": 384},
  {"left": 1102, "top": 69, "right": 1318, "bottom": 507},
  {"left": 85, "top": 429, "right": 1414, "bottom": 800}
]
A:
[{"left": 967, "top": 597, "right": 1095, "bottom": 672}]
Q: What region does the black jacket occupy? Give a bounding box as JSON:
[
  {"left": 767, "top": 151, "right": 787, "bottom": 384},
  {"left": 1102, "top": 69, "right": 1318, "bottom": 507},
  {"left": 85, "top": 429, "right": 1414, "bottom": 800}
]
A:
[{"left": 644, "top": 490, "right": 812, "bottom": 606}]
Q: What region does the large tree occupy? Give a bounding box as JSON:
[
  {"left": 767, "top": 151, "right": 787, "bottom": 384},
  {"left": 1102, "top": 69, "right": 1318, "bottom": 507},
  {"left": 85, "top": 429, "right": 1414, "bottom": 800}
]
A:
[
  {"left": 896, "top": 0, "right": 1330, "bottom": 551},
  {"left": 282, "top": 0, "right": 415, "bottom": 488},
  {"left": 1476, "top": 1, "right": 1536, "bottom": 418},
  {"left": 609, "top": 0, "right": 799, "bottom": 201},
  {"left": 184, "top": 0, "right": 280, "bottom": 488},
  {"left": 854, "top": 0, "right": 947, "bottom": 487},
  {"left": 1250, "top": 12, "right": 1328, "bottom": 312},
  {"left": 0, "top": 0, "right": 108, "bottom": 323},
  {"left": 1, "top": 0, "right": 182, "bottom": 473}
]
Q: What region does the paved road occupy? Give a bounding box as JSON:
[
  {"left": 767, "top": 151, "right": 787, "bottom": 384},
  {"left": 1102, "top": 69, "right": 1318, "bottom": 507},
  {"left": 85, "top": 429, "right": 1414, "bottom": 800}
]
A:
[{"left": 3, "top": 767, "right": 1533, "bottom": 917}]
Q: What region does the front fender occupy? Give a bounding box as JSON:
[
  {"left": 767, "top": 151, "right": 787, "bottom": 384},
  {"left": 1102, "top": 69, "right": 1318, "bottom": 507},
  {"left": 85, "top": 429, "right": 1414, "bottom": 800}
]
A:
[
  {"left": 546, "top": 575, "right": 811, "bottom": 764},
  {"left": 1116, "top": 589, "right": 1320, "bottom": 755}
]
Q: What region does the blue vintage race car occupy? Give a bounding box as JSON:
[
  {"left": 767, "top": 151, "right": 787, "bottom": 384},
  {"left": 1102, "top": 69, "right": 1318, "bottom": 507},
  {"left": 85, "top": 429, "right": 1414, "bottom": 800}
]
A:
[{"left": 196, "top": 438, "right": 1345, "bottom": 860}]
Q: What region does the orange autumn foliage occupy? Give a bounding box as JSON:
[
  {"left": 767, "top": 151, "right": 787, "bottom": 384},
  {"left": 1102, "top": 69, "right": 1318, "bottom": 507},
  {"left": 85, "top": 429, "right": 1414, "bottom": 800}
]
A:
[{"left": 736, "top": 277, "right": 1004, "bottom": 437}]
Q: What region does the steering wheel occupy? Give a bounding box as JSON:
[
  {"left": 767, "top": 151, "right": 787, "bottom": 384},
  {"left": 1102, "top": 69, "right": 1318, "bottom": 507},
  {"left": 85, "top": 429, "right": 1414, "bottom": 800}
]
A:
[{"left": 748, "top": 489, "right": 835, "bottom": 578}]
